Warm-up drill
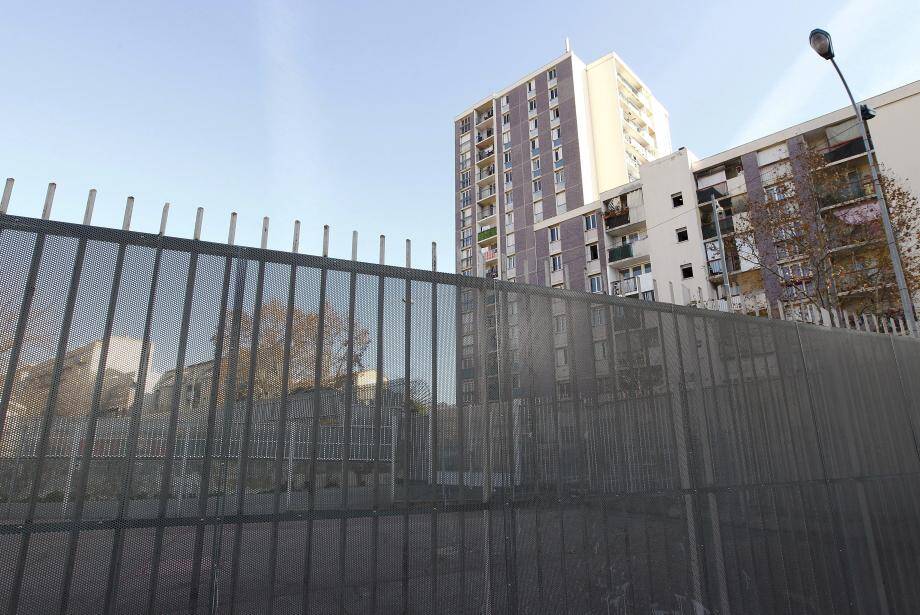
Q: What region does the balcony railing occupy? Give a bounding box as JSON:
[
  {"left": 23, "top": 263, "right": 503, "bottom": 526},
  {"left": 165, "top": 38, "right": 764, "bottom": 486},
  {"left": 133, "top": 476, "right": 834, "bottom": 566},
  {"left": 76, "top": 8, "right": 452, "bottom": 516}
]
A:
[
  {"left": 608, "top": 244, "right": 633, "bottom": 261},
  {"left": 476, "top": 129, "right": 494, "bottom": 143},
  {"left": 476, "top": 147, "right": 495, "bottom": 162},
  {"left": 476, "top": 110, "right": 494, "bottom": 125},
  {"left": 818, "top": 178, "right": 874, "bottom": 208},
  {"left": 477, "top": 186, "right": 496, "bottom": 201},
  {"left": 701, "top": 217, "right": 735, "bottom": 240},
  {"left": 612, "top": 276, "right": 638, "bottom": 295},
  {"left": 479, "top": 206, "right": 495, "bottom": 218},
  {"left": 820, "top": 137, "right": 867, "bottom": 164},
  {"left": 481, "top": 248, "right": 498, "bottom": 261},
  {"left": 485, "top": 267, "right": 498, "bottom": 279},
  {"left": 605, "top": 212, "right": 630, "bottom": 229},
  {"left": 477, "top": 227, "right": 498, "bottom": 242},
  {"left": 477, "top": 166, "right": 495, "bottom": 181}
]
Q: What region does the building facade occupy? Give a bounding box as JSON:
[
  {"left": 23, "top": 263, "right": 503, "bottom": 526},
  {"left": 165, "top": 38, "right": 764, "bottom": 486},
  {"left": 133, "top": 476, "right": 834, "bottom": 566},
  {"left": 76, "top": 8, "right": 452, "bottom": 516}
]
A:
[
  {"left": 454, "top": 49, "right": 671, "bottom": 293},
  {"left": 605, "top": 80, "right": 920, "bottom": 317}
]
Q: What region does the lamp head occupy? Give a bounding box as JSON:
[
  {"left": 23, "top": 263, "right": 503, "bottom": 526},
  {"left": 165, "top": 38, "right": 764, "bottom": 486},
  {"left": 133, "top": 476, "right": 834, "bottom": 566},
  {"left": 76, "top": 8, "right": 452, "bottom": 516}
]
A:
[{"left": 809, "top": 28, "right": 834, "bottom": 60}]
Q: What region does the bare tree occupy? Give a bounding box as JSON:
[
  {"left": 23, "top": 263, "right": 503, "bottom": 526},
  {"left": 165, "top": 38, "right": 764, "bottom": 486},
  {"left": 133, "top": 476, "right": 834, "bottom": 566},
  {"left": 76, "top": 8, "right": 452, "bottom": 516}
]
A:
[
  {"left": 217, "top": 298, "right": 371, "bottom": 401},
  {"left": 729, "top": 146, "right": 919, "bottom": 317}
]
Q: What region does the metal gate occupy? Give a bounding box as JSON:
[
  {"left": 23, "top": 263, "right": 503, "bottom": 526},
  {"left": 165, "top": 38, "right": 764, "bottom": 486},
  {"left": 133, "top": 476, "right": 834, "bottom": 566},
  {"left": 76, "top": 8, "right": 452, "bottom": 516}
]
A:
[{"left": 1, "top": 212, "right": 920, "bottom": 613}]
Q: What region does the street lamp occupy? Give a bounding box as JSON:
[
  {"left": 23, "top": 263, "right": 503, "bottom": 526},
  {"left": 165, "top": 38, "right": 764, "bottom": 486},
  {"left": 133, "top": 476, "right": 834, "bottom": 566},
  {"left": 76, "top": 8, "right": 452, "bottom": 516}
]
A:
[
  {"left": 713, "top": 203, "right": 733, "bottom": 312},
  {"left": 809, "top": 28, "right": 917, "bottom": 335}
]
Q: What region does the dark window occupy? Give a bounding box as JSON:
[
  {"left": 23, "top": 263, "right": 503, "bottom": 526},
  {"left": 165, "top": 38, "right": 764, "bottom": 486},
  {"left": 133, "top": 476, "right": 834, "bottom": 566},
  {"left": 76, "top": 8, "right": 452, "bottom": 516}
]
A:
[
  {"left": 676, "top": 227, "right": 689, "bottom": 242},
  {"left": 681, "top": 263, "right": 693, "bottom": 279},
  {"left": 672, "top": 192, "right": 684, "bottom": 207}
]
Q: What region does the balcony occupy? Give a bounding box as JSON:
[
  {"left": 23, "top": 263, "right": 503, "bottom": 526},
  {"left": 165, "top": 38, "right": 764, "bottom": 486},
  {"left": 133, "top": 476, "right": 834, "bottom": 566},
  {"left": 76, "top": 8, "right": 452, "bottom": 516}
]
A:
[
  {"left": 479, "top": 206, "right": 496, "bottom": 220},
  {"left": 820, "top": 137, "right": 867, "bottom": 164},
  {"left": 604, "top": 211, "right": 629, "bottom": 229},
  {"left": 476, "top": 109, "right": 494, "bottom": 126},
  {"left": 476, "top": 129, "right": 494, "bottom": 146},
  {"left": 701, "top": 217, "right": 735, "bottom": 240},
  {"left": 477, "top": 166, "right": 496, "bottom": 183},
  {"left": 481, "top": 247, "right": 498, "bottom": 262},
  {"left": 485, "top": 267, "right": 498, "bottom": 279},
  {"left": 477, "top": 227, "right": 498, "bottom": 243},
  {"left": 477, "top": 186, "right": 496, "bottom": 203},
  {"left": 608, "top": 238, "right": 648, "bottom": 264},
  {"left": 476, "top": 147, "right": 495, "bottom": 163},
  {"left": 818, "top": 178, "right": 874, "bottom": 209},
  {"left": 611, "top": 272, "right": 653, "bottom": 297}
]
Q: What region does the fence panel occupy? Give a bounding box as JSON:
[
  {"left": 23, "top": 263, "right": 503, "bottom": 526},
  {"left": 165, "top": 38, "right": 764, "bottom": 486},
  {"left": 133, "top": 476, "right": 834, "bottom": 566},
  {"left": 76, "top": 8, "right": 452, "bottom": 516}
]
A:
[{"left": 0, "top": 214, "right": 919, "bottom": 613}]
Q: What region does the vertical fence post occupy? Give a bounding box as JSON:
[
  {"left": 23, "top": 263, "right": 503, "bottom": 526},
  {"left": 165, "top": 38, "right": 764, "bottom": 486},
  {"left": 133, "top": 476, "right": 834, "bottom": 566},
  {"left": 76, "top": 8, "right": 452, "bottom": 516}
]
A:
[
  {"left": 147, "top": 208, "right": 200, "bottom": 613},
  {"left": 370, "top": 234, "right": 386, "bottom": 615},
  {"left": 83, "top": 189, "right": 97, "bottom": 225},
  {"left": 122, "top": 197, "right": 135, "bottom": 230},
  {"left": 336, "top": 230, "right": 359, "bottom": 614},
  {"left": 430, "top": 240, "right": 440, "bottom": 611},
  {"left": 228, "top": 219, "right": 268, "bottom": 613},
  {"left": 41, "top": 182, "right": 55, "bottom": 219},
  {"left": 187, "top": 211, "right": 236, "bottom": 614},
  {"left": 9, "top": 215, "right": 87, "bottom": 614},
  {"left": 401, "top": 239, "right": 412, "bottom": 614},
  {"left": 266, "top": 219, "right": 299, "bottom": 615},
  {"left": 0, "top": 177, "right": 13, "bottom": 213},
  {"left": 302, "top": 224, "right": 330, "bottom": 615}
]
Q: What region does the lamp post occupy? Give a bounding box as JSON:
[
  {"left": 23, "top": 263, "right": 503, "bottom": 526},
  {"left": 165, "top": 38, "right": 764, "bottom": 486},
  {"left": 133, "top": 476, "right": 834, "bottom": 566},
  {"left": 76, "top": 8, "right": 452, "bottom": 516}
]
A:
[
  {"left": 713, "top": 203, "right": 733, "bottom": 312},
  {"left": 809, "top": 28, "right": 917, "bottom": 335}
]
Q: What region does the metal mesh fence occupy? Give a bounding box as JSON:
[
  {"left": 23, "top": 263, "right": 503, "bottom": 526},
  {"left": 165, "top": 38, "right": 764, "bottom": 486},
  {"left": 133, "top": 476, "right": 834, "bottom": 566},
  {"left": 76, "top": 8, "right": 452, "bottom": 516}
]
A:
[{"left": 0, "top": 213, "right": 919, "bottom": 613}]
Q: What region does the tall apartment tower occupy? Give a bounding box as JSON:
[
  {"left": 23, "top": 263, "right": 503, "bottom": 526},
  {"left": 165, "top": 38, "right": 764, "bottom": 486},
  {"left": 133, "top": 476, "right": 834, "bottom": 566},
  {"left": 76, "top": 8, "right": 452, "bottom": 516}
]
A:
[{"left": 454, "top": 49, "right": 671, "bottom": 292}]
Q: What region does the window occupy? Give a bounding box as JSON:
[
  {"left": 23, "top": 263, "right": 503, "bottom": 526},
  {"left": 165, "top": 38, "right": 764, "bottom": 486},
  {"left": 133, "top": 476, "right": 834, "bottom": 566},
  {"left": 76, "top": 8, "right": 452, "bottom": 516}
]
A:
[
  {"left": 505, "top": 211, "right": 514, "bottom": 228},
  {"left": 553, "top": 148, "right": 563, "bottom": 164},
  {"left": 530, "top": 137, "right": 539, "bottom": 153},
  {"left": 502, "top": 113, "right": 510, "bottom": 126},
  {"left": 533, "top": 200, "right": 543, "bottom": 223},
  {"left": 587, "top": 243, "right": 599, "bottom": 261},
  {"left": 529, "top": 117, "right": 538, "bottom": 131},
  {"left": 591, "top": 306, "right": 606, "bottom": 327},
  {"left": 531, "top": 157, "right": 541, "bottom": 172},
  {"left": 503, "top": 151, "right": 512, "bottom": 165},
  {"left": 555, "top": 347, "right": 568, "bottom": 366},
  {"left": 504, "top": 171, "right": 513, "bottom": 185},
  {"left": 459, "top": 116, "right": 471, "bottom": 134},
  {"left": 556, "top": 193, "right": 566, "bottom": 213},
  {"left": 553, "top": 314, "right": 567, "bottom": 333},
  {"left": 681, "top": 263, "right": 694, "bottom": 279},
  {"left": 504, "top": 190, "right": 513, "bottom": 207},
  {"left": 528, "top": 99, "right": 537, "bottom": 112},
  {"left": 506, "top": 232, "right": 515, "bottom": 250},
  {"left": 550, "top": 107, "right": 560, "bottom": 121},
  {"left": 550, "top": 254, "right": 563, "bottom": 271},
  {"left": 502, "top": 131, "right": 511, "bottom": 147},
  {"left": 461, "top": 227, "right": 473, "bottom": 247},
  {"left": 459, "top": 151, "right": 471, "bottom": 169},
  {"left": 532, "top": 179, "right": 542, "bottom": 194},
  {"left": 551, "top": 127, "right": 562, "bottom": 145},
  {"left": 644, "top": 262, "right": 652, "bottom": 274},
  {"left": 527, "top": 79, "right": 536, "bottom": 93},
  {"left": 549, "top": 225, "right": 561, "bottom": 242},
  {"left": 547, "top": 67, "right": 557, "bottom": 80},
  {"left": 506, "top": 254, "right": 516, "bottom": 270},
  {"left": 589, "top": 275, "right": 603, "bottom": 293},
  {"left": 554, "top": 169, "right": 565, "bottom": 186},
  {"left": 460, "top": 189, "right": 472, "bottom": 207},
  {"left": 460, "top": 171, "right": 471, "bottom": 188},
  {"left": 501, "top": 94, "right": 510, "bottom": 107},
  {"left": 549, "top": 87, "right": 558, "bottom": 101},
  {"left": 594, "top": 340, "right": 608, "bottom": 360},
  {"left": 460, "top": 208, "right": 471, "bottom": 228},
  {"left": 584, "top": 213, "right": 597, "bottom": 231},
  {"left": 676, "top": 227, "right": 689, "bottom": 242},
  {"left": 671, "top": 192, "right": 684, "bottom": 207}
]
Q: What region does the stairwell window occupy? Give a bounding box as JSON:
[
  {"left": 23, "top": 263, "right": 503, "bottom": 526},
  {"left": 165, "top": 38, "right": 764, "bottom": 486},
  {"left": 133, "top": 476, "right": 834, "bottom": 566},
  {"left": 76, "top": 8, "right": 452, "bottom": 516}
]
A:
[
  {"left": 672, "top": 192, "right": 684, "bottom": 207},
  {"left": 551, "top": 254, "right": 563, "bottom": 272},
  {"left": 681, "top": 263, "right": 694, "bottom": 279},
  {"left": 584, "top": 213, "right": 598, "bottom": 231},
  {"left": 587, "top": 243, "right": 599, "bottom": 261},
  {"left": 676, "top": 227, "right": 689, "bottom": 242}
]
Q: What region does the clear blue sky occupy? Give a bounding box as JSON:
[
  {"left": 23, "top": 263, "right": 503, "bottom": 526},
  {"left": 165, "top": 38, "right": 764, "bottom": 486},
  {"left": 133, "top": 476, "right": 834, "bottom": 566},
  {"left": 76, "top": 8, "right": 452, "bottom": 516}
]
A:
[{"left": 2, "top": 0, "right": 918, "bottom": 269}]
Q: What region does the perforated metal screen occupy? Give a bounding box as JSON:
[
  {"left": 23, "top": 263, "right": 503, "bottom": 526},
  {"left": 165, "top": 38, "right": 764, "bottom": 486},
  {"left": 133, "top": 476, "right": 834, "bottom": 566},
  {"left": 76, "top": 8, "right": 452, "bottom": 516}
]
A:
[{"left": 0, "top": 214, "right": 919, "bottom": 614}]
